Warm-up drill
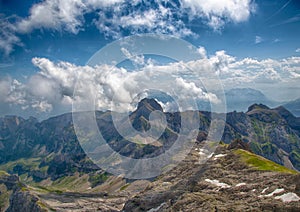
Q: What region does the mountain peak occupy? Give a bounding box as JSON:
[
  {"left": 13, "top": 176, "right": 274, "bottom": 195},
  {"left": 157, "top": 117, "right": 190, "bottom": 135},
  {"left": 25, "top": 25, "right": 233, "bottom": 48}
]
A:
[
  {"left": 247, "top": 103, "right": 270, "bottom": 112},
  {"left": 130, "top": 98, "right": 164, "bottom": 131},
  {"left": 136, "top": 98, "right": 163, "bottom": 112}
]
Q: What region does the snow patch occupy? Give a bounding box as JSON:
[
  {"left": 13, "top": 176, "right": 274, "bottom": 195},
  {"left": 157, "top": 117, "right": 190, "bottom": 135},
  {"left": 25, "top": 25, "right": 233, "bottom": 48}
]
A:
[
  {"left": 199, "top": 148, "right": 207, "bottom": 156},
  {"left": 207, "top": 153, "right": 214, "bottom": 159},
  {"left": 148, "top": 202, "right": 166, "bottom": 212},
  {"left": 261, "top": 187, "right": 269, "bottom": 194},
  {"left": 259, "top": 188, "right": 284, "bottom": 198},
  {"left": 275, "top": 192, "right": 300, "bottom": 203},
  {"left": 213, "top": 154, "right": 227, "bottom": 160},
  {"left": 235, "top": 183, "right": 246, "bottom": 187},
  {"left": 162, "top": 182, "right": 171, "bottom": 186},
  {"left": 199, "top": 148, "right": 214, "bottom": 158},
  {"left": 265, "top": 188, "right": 285, "bottom": 197},
  {"left": 205, "top": 179, "right": 231, "bottom": 188}
]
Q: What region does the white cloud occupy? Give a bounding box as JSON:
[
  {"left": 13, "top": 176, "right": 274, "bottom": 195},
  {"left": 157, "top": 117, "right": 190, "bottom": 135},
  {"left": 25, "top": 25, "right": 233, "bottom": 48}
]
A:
[
  {"left": 255, "top": 36, "right": 263, "bottom": 44},
  {"left": 3, "top": 45, "right": 300, "bottom": 116},
  {"left": 16, "top": 0, "right": 126, "bottom": 34},
  {"left": 0, "top": 78, "right": 11, "bottom": 102},
  {"left": 94, "top": 3, "right": 194, "bottom": 38},
  {"left": 0, "top": 0, "right": 256, "bottom": 54},
  {"left": 17, "top": 0, "right": 86, "bottom": 33},
  {"left": 84, "top": 0, "right": 125, "bottom": 8},
  {"left": 0, "top": 0, "right": 127, "bottom": 54},
  {"left": 1, "top": 52, "right": 222, "bottom": 114},
  {"left": 0, "top": 18, "right": 22, "bottom": 56},
  {"left": 31, "top": 100, "right": 53, "bottom": 112},
  {"left": 175, "top": 78, "right": 218, "bottom": 103},
  {"left": 197, "top": 46, "right": 207, "bottom": 59},
  {"left": 121, "top": 48, "right": 145, "bottom": 66},
  {"left": 296, "top": 48, "right": 300, "bottom": 53},
  {"left": 181, "top": 0, "right": 255, "bottom": 30}
]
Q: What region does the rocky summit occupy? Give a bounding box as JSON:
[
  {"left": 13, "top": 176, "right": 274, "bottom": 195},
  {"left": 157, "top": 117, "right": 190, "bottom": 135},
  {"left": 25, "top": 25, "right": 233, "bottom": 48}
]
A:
[{"left": 0, "top": 98, "right": 300, "bottom": 211}]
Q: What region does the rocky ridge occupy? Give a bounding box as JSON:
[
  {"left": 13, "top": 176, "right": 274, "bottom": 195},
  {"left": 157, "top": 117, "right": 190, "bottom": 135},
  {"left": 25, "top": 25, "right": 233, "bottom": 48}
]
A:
[{"left": 124, "top": 141, "right": 300, "bottom": 211}]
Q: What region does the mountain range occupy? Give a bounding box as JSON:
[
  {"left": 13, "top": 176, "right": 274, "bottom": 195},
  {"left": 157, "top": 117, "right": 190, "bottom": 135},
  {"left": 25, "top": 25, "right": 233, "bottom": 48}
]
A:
[
  {"left": 284, "top": 98, "right": 300, "bottom": 117},
  {"left": 0, "top": 98, "right": 300, "bottom": 211},
  {"left": 225, "top": 88, "right": 300, "bottom": 116},
  {"left": 148, "top": 88, "right": 300, "bottom": 117},
  {"left": 225, "top": 88, "right": 280, "bottom": 112}
]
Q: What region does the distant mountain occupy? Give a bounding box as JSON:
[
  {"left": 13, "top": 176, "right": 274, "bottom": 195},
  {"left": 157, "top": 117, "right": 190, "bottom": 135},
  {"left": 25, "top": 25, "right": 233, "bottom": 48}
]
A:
[
  {"left": 284, "top": 98, "right": 300, "bottom": 117},
  {"left": 225, "top": 88, "right": 279, "bottom": 112}
]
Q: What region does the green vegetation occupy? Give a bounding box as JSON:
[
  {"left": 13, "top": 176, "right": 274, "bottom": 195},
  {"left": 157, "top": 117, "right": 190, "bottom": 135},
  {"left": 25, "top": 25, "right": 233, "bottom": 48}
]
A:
[
  {"left": 34, "top": 185, "right": 63, "bottom": 194},
  {"left": 290, "top": 150, "right": 300, "bottom": 169},
  {"left": 120, "top": 183, "right": 129, "bottom": 191},
  {"left": 291, "top": 150, "right": 300, "bottom": 160},
  {"left": 27, "top": 173, "right": 91, "bottom": 193},
  {"left": 51, "top": 175, "right": 88, "bottom": 190},
  {"left": 21, "top": 186, "right": 29, "bottom": 191},
  {"left": 131, "top": 138, "right": 146, "bottom": 148},
  {"left": 261, "top": 142, "right": 278, "bottom": 155},
  {"left": 250, "top": 120, "right": 271, "bottom": 143},
  {"left": 0, "top": 158, "right": 41, "bottom": 174},
  {"left": 89, "top": 173, "right": 109, "bottom": 187},
  {"left": 249, "top": 141, "right": 263, "bottom": 155},
  {"left": 288, "top": 134, "right": 299, "bottom": 145},
  {"left": 0, "top": 171, "right": 9, "bottom": 177},
  {"left": 37, "top": 200, "right": 47, "bottom": 209},
  {"left": 235, "top": 149, "right": 298, "bottom": 174},
  {"left": 251, "top": 120, "right": 264, "bottom": 138}
]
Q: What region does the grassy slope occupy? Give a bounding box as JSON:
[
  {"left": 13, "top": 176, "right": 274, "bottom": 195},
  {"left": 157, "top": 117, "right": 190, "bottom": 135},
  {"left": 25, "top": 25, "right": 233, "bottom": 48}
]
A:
[
  {"left": 235, "top": 149, "right": 298, "bottom": 174},
  {"left": 0, "top": 158, "right": 42, "bottom": 173}
]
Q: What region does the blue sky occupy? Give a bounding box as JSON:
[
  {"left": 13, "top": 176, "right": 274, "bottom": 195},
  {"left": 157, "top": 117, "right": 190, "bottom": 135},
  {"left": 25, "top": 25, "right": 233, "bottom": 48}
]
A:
[{"left": 0, "top": 0, "right": 300, "bottom": 118}]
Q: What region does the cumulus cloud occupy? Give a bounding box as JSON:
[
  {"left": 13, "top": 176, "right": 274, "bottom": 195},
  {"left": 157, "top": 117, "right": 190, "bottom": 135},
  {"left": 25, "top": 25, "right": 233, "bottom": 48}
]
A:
[
  {"left": 225, "top": 56, "right": 300, "bottom": 88},
  {"left": 296, "top": 48, "right": 300, "bottom": 53},
  {"left": 2, "top": 46, "right": 300, "bottom": 117},
  {"left": 16, "top": 0, "right": 127, "bottom": 34},
  {"left": 0, "top": 0, "right": 256, "bottom": 54},
  {"left": 17, "top": 0, "right": 86, "bottom": 34},
  {"left": 0, "top": 50, "right": 221, "bottom": 115},
  {"left": 181, "top": 0, "right": 255, "bottom": 30}
]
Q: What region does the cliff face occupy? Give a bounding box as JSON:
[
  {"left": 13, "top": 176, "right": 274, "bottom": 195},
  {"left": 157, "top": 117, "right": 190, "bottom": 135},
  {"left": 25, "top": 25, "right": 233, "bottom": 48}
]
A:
[
  {"left": 6, "top": 191, "right": 46, "bottom": 212},
  {"left": 0, "top": 172, "right": 45, "bottom": 212}
]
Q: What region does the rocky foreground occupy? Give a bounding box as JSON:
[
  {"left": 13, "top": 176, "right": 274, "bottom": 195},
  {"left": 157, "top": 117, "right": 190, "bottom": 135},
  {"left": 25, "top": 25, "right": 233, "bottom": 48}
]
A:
[
  {"left": 1, "top": 140, "right": 300, "bottom": 211},
  {"left": 124, "top": 141, "right": 300, "bottom": 211}
]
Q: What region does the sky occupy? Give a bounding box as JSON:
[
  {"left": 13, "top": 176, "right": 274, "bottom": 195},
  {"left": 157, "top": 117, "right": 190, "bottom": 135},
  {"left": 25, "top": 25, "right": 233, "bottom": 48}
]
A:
[{"left": 0, "top": 0, "right": 300, "bottom": 119}]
